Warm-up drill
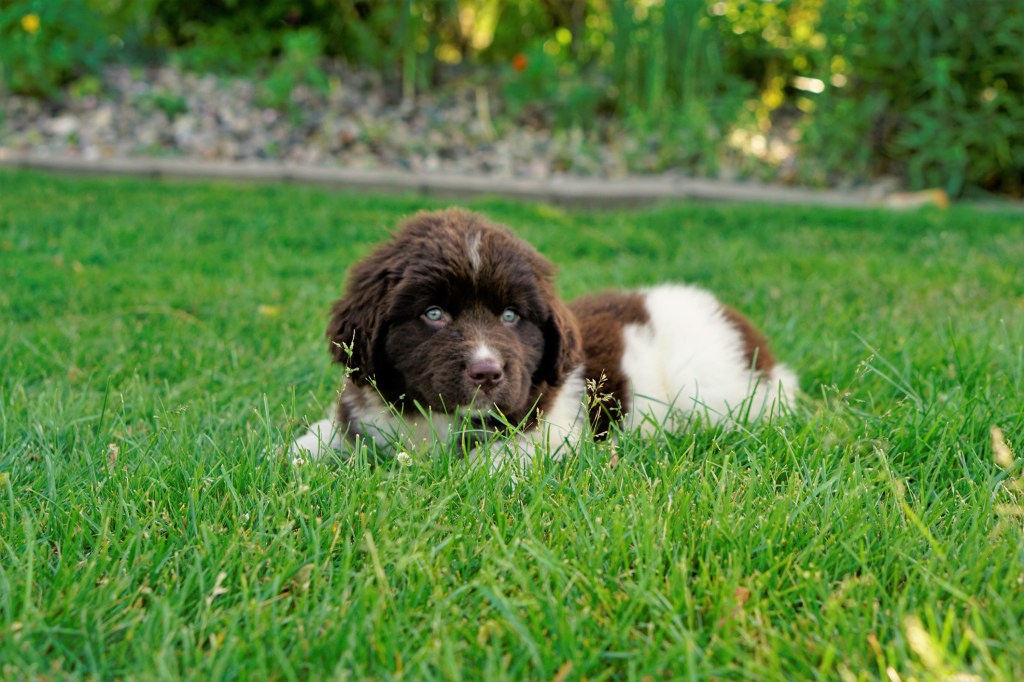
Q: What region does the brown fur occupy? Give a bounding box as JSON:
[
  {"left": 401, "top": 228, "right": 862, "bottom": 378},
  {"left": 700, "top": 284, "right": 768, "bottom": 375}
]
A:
[
  {"left": 568, "top": 291, "right": 649, "bottom": 437},
  {"left": 721, "top": 307, "right": 777, "bottom": 374},
  {"left": 326, "top": 208, "right": 581, "bottom": 431}
]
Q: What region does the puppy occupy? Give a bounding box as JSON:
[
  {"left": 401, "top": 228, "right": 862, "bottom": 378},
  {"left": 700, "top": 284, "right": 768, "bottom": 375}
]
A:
[{"left": 292, "top": 209, "right": 798, "bottom": 468}]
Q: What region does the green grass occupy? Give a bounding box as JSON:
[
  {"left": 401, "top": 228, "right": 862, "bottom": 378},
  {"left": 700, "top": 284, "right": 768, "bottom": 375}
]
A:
[{"left": 1, "top": 169, "right": 1023, "bottom": 680}]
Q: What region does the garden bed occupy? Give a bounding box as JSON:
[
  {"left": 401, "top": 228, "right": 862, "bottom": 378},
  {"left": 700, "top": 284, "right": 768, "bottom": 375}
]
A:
[{"left": 3, "top": 0, "right": 1021, "bottom": 197}]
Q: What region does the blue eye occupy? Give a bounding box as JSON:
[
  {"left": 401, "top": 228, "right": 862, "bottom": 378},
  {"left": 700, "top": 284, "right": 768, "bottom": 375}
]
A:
[
  {"left": 501, "top": 307, "right": 519, "bottom": 324},
  {"left": 423, "top": 306, "right": 445, "bottom": 322}
]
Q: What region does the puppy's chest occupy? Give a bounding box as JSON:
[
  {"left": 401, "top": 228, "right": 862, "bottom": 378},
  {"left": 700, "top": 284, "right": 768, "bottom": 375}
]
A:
[{"left": 338, "top": 382, "right": 494, "bottom": 455}]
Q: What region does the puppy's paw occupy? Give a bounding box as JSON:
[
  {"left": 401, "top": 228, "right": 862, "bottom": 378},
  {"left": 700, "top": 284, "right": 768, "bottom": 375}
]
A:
[
  {"left": 289, "top": 418, "right": 344, "bottom": 463},
  {"left": 467, "top": 435, "right": 541, "bottom": 484}
]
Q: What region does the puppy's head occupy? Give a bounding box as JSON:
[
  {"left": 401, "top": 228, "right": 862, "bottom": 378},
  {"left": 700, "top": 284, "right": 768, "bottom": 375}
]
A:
[{"left": 327, "top": 209, "right": 580, "bottom": 422}]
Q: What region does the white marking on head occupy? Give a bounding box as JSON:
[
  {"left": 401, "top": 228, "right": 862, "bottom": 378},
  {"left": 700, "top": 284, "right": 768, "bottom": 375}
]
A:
[
  {"left": 467, "top": 232, "right": 483, "bottom": 273},
  {"left": 472, "top": 343, "right": 499, "bottom": 364}
]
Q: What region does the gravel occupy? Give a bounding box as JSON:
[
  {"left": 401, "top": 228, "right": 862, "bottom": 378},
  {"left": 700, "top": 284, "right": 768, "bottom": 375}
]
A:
[{"left": 1, "top": 63, "right": 646, "bottom": 180}]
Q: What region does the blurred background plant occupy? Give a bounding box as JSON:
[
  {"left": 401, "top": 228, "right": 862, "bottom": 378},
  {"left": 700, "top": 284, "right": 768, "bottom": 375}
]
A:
[
  {"left": 258, "top": 29, "right": 330, "bottom": 115},
  {"left": 0, "top": 0, "right": 113, "bottom": 97},
  {"left": 0, "top": 0, "right": 1021, "bottom": 197}
]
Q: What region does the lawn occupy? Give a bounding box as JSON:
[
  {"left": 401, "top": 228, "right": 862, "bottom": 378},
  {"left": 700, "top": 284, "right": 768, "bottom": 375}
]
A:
[{"left": 1, "top": 169, "right": 1022, "bottom": 680}]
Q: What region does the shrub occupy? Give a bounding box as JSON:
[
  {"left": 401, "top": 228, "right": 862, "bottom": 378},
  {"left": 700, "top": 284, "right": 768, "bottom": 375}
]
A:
[
  {"left": 803, "top": 0, "right": 1024, "bottom": 196},
  {"left": 502, "top": 40, "right": 612, "bottom": 130},
  {"left": 0, "top": 0, "right": 112, "bottom": 97},
  {"left": 259, "top": 29, "right": 329, "bottom": 114}
]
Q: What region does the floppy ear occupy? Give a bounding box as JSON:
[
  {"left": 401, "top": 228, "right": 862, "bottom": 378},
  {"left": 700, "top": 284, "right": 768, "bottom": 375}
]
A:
[
  {"left": 538, "top": 297, "right": 583, "bottom": 387},
  {"left": 325, "top": 252, "right": 400, "bottom": 385}
]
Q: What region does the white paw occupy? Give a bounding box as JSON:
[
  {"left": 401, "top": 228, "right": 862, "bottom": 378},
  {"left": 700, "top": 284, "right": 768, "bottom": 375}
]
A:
[{"left": 289, "top": 418, "right": 344, "bottom": 463}]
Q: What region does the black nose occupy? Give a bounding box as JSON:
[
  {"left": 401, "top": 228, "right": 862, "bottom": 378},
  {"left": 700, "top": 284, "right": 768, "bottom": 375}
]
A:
[{"left": 467, "top": 358, "right": 504, "bottom": 385}]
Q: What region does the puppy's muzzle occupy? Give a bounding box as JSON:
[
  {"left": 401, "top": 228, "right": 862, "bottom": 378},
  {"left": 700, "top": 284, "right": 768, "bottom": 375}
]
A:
[{"left": 467, "top": 358, "right": 504, "bottom": 387}]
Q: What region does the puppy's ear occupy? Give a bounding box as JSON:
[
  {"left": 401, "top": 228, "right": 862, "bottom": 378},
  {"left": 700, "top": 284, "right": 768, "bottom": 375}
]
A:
[
  {"left": 326, "top": 253, "right": 400, "bottom": 384},
  {"left": 538, "top": 298, "right": 582, "bottom": 386}
]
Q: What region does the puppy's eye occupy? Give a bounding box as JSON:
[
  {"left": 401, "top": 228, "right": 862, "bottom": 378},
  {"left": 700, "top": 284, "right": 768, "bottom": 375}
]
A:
[
  {"left": 423, "top": 306, "right": 445, "bottom": 322},
  {"left": 500, "top": 307, "right": 520, "bottom": 324}
]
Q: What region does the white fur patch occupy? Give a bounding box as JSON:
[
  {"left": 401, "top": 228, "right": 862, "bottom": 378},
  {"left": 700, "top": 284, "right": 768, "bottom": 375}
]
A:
[
  {"left": 293, "top": 367, "right": 589, "bottom": 473},
  {"left": 466, "top": 232, "right": 483, "bottom": 273},
  {"left": 343, "top": 382, "right": 456, "bottom": 451},
  {"left": 469, "top": 366, "right": 587, "bottom": 473},
  {"left": 537, "top": 365, "right": 588, "bottom": 449},
  {"left": 619, "top": 284, "right": 797, "bottom": 430},
  {"left": 471, "top": 343, "right": 499, "bottom": 363},
  {"left": 291, "top": 379, "right": 484, "bottom": 461},
  {"left": 289, "top": 417, "right": 344, "bottom": 461}
]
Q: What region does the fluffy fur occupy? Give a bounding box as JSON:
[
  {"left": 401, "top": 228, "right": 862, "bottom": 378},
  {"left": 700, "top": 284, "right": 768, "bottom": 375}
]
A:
[{"left": 292, "top": 208, "right": 798, "bottom": 469}]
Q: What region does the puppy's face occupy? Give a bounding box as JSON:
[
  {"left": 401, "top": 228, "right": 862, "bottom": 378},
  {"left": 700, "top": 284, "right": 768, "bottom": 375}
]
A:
[
  {"left": 327, "top": 209, "right": 580, "bottom": 424},
  {"left": 383, "top": 272, "right": 547, "bottom": 416}
]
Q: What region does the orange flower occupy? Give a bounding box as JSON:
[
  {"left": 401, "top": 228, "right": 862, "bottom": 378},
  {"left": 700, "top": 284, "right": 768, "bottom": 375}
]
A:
[{"left": 512, "top": 53, "right": 528, "bottom": 72}]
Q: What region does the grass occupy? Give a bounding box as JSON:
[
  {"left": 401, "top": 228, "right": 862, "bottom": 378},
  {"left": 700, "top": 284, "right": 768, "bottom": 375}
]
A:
[{"left": 1, "top": 169, "right": 1023, "bottom": 680}]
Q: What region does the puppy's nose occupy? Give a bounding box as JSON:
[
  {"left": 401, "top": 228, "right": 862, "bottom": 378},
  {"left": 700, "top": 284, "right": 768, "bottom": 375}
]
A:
[{"left": 467, "top": 358, "right": 504, "bottom": 385}]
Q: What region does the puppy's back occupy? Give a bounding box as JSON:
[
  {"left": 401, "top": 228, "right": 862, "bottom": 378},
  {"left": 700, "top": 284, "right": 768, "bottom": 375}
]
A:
[{"left": 570, "top": 284, "right": 797, "bottom": 436}]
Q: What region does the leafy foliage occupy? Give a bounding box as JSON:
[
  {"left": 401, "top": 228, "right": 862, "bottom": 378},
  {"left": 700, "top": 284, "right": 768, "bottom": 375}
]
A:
[
  {"left": 258, "top": 29, "right": 329, "bottom": 114},
  {"left": 2, "top": 0, "right": 1022, "bottom": 195},
  {"left": 693, "top": 0, "right": 1024, "bottom": 195},
  {"left": 812, "top": 0, "right": 1024, "bottom": 196},
  {"left": 0, "top": 0, "right": 112, "bottom": 97}
]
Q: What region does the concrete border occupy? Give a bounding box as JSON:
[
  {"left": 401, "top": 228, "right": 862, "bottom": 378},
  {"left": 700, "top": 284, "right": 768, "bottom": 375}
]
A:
[
  {"left": 1, "top": 152, "right": 891, "bottom": 209},
  {"left": 14, "top": 152, "right": 1020, "bottom": 211}
]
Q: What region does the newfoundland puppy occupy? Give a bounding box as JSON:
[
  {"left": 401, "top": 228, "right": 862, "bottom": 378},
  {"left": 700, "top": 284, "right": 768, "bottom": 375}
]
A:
[{"left": 292, "top": 208, "right": 798, "bottom": 469}]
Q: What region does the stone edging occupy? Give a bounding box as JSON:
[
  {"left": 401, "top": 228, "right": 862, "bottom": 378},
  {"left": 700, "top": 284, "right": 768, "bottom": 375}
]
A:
[{"left": 0, "top": 152, "right": 978, "bottom": 210}]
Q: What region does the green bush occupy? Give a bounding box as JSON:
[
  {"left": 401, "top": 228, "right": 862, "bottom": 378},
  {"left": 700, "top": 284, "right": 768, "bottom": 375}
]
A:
[
  {"left": 259, "top": 29, "right": 329, "bottom": 114},
  {"left": 502, "top": 40, "right": 610, "bottom": 130},
  {"left": 0, "top": 0, "right": 112, "bottom": 97},
  {"left": 802, "top": 0, "right": 1024, "bottom": 196},
  {"left": 145, "top": 0, "right": 432, "bottom": 75},
  {"left": 169, "top": 22, "right": 277, "bottom": 75}
]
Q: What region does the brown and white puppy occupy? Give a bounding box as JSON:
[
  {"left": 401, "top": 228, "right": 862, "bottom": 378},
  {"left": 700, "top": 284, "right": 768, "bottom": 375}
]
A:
[
  {"left": 292, "top": 208, "right": 587, "bottom": 467},
  {"left": 292, "top": 208, "right": 798, "bottom": 468}
]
